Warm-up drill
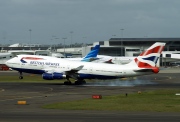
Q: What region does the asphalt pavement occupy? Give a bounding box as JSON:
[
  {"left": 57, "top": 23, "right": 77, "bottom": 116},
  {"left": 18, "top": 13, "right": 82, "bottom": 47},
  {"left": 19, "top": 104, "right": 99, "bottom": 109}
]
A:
[{"left": 0, "top": 68, "right": 180, "bottom": 122}]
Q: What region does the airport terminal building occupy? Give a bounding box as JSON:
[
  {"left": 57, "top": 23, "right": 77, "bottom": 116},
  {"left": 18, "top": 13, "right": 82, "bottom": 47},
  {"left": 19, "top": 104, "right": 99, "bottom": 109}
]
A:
[
  {"left": 82, "top": 38, "right": 180, "bottom": 66},
  {"left": 57, "top": 38, "right": 180, "bottom": 66},
  {"left": 92, "top": 38, "right": 180, "bottom": 56},
  {"left": 1, "top": 38, "right": 180, "bottom": 67}
]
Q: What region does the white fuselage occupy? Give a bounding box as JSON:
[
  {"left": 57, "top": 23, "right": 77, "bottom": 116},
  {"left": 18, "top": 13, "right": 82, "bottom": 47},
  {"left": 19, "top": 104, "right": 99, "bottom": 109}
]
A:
[{"left": 6, "top": 55, "right": 153, "bottom": 79}]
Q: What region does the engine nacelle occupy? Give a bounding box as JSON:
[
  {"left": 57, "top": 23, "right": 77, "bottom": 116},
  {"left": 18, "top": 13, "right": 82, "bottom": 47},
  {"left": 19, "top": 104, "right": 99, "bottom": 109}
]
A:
[
  {"left": 78, "top": 74, "right": 92, "bottom": 79},
  {"left": 42, "top": 73, "right": 66, "bottom": 80}
]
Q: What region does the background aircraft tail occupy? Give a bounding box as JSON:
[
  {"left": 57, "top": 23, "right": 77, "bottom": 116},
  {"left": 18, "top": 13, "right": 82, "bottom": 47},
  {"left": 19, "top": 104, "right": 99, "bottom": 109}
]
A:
[
  {"left": 129, "top": 42, "right": 166, "bottom": 68},
  {"left": 81, "top": 45, "right": 100, "bottom": 62}
]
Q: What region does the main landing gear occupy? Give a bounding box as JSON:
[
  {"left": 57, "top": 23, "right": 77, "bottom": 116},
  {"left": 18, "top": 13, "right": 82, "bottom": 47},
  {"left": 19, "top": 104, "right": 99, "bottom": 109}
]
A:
[
  {"left": 64, "top": 77, "right": 86, "bottom": 85},
  {"left": 64, "top": 76, "right": 72, "bottom": 85},
  {"left": 64, "top": 81, "right": 72, "bottom": 85},
  {"left": 74, "top": 79, "right": 86, "bottom": 85},
  {"left": 19, "top": 72, "right": 23, "bottom": 79}
]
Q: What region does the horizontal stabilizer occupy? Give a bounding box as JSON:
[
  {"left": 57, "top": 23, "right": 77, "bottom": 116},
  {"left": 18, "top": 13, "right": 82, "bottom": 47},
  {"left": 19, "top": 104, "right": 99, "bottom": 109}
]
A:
[
  {"left": 104, "top": 59, "right": 113, "bottom": 64},
  {"left": 134, "top": 66, "right": 159, "bottom": 73},
  {"left": 133, "top": 69, "right": 153, "bottom": 72},
  {"left": 81, "top": 57, "right": 99, "bottom": 62}
]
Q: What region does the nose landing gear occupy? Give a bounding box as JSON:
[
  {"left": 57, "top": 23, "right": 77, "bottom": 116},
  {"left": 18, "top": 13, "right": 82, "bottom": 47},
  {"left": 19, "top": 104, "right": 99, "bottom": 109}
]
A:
[{"left": 19, "top": 72, "right": 23, "bottom": 79}]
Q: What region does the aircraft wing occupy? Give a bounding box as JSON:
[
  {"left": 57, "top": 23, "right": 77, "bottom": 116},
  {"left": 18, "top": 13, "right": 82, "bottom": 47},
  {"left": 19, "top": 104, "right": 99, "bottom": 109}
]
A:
[
  {"left": 65, "top": 65, "right": 84, "bottom": 80},
  {"left": 69, "top": 65, "right": 84, "bottom": 72},
  {"left": 43, "top": 65, "right": 84, "bottom": 80},
  {"left": 44, "top": 65, "right": 84, "bottom": 73}
]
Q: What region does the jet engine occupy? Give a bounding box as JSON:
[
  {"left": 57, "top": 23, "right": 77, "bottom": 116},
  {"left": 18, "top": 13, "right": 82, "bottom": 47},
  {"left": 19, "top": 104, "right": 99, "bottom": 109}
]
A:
[{"left": 42, "top": 73, "right": 66, "bottom": 80}]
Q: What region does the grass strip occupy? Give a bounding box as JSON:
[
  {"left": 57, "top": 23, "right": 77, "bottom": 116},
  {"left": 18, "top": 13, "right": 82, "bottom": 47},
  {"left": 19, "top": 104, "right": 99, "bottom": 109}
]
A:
[
  {"left": 43, "top": 89, "right": 180, "bottom": 112},
  {"left": 0, "top": 75, "right": 65, "bottom": 83}
]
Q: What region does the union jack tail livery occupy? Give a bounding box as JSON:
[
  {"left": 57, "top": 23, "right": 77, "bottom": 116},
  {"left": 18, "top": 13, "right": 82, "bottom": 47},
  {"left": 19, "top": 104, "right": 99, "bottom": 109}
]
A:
[{"left": 132, "top": 42, "right": 166, "bottom": 73}]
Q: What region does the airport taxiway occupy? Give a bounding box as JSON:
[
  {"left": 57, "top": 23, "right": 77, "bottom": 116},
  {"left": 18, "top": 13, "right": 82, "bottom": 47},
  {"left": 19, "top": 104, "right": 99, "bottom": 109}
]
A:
[{"left": 0, "top": 68, "right": 180, "bottom": 122}]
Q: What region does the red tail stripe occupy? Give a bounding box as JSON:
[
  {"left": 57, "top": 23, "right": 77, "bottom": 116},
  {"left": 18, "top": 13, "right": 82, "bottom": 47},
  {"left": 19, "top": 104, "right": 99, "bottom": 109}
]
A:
[
  {"left": 22, "top": 57, "right": 44, "bottom": 60},
  {"left": 139, "top": 46, "right": 164, "bottom": 56}
]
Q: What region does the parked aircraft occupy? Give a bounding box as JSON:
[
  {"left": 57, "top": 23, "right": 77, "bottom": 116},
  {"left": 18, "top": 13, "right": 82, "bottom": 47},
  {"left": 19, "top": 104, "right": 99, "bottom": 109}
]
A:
[
  {"left": 0, "top": 53, "right": 14, "bottom": 64},
  {"left": 67, "top": 45, "right": 112, "bottom": 63},
  {"left": 5, "top": 42, "right": 165, "bottom": 85},
  {"left": 71, "top": 45, "right": 128, "bottom": 64},
  {"left": 0, "top": 53, "right": 14, "bottom": 70},
  {"left": 95, "top": 55, "right": 135, "bottom": 64},
  {"left": 169, "top": 61, "right": 180, "bottom": 67},
  {"left": 68, "top": 45, "right": 100, "bottom": 62}
]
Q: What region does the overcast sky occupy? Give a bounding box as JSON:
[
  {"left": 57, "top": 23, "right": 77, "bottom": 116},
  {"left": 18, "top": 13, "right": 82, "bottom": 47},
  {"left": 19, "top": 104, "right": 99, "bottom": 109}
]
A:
[{"left": 1, "top": 0, "right": 180, "bottom": 45}]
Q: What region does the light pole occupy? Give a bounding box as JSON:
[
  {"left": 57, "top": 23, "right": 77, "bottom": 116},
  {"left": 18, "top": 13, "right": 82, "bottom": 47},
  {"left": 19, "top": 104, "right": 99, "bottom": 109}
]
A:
[
  {"left": 70, "top": 31, "right": 73, "bottom": 48},
  {"left": 62, "top": 37, "right": 67, "bottom": 57},
  {"left": 120, "top": 29, "right": 124, "bottom": 56},
  {"left": 29, "top": 29, "right": 32, "bottom": 50},
  {"left": 52, "top": 36, "right": 60, "bottom": 52}
]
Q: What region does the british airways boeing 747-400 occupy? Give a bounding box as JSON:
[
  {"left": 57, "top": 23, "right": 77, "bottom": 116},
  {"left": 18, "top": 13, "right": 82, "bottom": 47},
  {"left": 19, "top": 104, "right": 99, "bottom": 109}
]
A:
[{"left": 5, "top": 42, "right": 165, "bottom": 85}]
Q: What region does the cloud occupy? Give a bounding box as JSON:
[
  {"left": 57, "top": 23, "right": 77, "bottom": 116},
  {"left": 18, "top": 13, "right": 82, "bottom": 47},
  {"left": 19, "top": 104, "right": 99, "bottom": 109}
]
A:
[{"left": 1, "top": 0, "right": 180, "bottom": 44}]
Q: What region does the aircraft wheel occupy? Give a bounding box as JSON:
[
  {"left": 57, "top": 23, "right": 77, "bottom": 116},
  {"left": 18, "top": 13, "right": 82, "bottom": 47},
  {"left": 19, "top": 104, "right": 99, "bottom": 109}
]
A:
[
  {"left": 74, "top": 81, "right": 81, "bottom": 85},
  {"left": 67, "top": 82, "right": 72, "bottom": 85},
  {"left": 75, "top": 80, "right": 86, "bottom": 85},
  {"left": 64, "top": 81, "right": 72, "bottom": 85},
  {"left": 19, "top": 76, "right": 23, "bottom": 79},
  {"left": 82, "top": 80, "right": 86, "bottom": 84}
]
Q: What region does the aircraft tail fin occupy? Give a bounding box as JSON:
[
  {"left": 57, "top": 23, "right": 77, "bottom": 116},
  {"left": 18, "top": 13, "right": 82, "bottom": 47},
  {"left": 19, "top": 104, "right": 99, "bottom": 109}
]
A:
[
  {"left": 81, "top": 45, "right": 100, "bottom": 62},
  {"left": 128, "top": 42, "right": 165, "bottom": 69}
]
